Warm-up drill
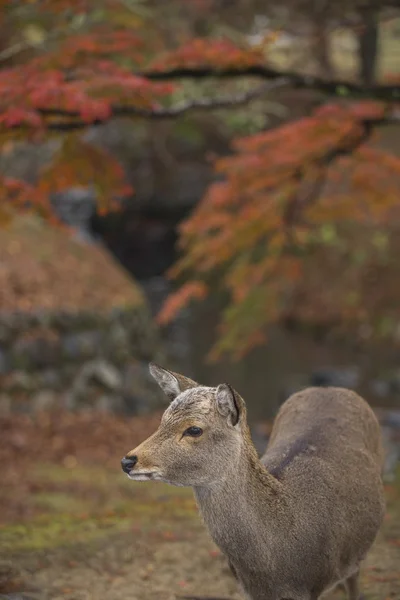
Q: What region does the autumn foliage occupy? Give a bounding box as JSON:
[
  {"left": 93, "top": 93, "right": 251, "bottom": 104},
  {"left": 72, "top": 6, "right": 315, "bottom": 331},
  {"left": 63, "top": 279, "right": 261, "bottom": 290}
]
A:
[
  {"left": 159, "top": 102, "right": 400, "bottom": 358},
  {"left": 0, "top": 1, "right": 175, "bottom": 223},
  {"left": 150, "top": 38, "right": 265, "bottom": 70},
  {"left": 1, "top": 1, "right": 400, "bottom": 358}
]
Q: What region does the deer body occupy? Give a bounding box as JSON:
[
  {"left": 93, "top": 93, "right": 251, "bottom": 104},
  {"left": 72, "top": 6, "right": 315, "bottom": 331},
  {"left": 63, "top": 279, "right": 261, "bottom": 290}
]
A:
[{"left": 122, "top": 365, "right": 385, "bottom": 600}]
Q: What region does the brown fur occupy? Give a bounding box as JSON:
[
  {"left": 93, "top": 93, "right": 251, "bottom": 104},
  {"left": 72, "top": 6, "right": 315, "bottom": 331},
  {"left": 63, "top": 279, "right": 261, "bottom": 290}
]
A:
[{"left": 123, "top": 364, "right": 385, "bottom": 600}]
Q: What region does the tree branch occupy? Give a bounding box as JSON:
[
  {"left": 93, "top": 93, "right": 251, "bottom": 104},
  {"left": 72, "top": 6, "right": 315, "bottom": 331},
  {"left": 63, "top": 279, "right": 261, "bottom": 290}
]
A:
[
  {"left": 10, "top": 81, "right": 400, "bottom": 133},
  {"left": 141, "top": 65, "right": 400, "bottom": 101},
  {"left": 37, "top": 79, "right": 290, "bottom": 131}
]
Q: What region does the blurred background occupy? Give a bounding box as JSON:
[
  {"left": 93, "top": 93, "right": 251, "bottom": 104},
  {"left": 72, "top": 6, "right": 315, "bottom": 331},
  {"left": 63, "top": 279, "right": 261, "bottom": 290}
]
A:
[{"left": 0, "top": 1, "right": 400, "bottom": 599}]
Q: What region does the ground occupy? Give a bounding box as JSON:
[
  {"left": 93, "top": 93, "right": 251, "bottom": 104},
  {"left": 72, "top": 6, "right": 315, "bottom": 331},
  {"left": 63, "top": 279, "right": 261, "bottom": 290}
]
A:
[{"left": 0, "top": 411, "right": 399, "bottom": 600}]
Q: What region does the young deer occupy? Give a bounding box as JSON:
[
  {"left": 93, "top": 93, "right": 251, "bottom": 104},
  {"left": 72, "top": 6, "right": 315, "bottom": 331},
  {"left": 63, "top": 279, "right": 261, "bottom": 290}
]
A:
[{"left": 121, "top": 364, "right": 385, "bottom": 600}]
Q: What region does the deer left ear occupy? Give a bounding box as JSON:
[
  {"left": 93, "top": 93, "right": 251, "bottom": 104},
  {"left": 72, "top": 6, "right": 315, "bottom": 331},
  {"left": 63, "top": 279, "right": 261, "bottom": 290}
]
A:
[
  {"left": 216, "top": 383, "right": 243, "bottom": 426},
  {"left": 149, "top": 363, "right": 198, "bottom": 402}
]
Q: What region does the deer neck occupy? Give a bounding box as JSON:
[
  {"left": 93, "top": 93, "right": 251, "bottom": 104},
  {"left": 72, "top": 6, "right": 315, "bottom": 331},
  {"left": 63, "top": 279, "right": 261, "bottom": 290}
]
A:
[{"left": 193, "top": 428, "right": 286, "bottom": 565}]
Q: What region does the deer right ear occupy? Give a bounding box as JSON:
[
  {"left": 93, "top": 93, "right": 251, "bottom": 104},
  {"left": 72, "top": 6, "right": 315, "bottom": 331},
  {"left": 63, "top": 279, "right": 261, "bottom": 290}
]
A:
[
  {"left": 216, "top": 383, "right": 241, "bottom": 426},
  {"left": 149, "top": 363, "right": 198, "bottom": 402}
]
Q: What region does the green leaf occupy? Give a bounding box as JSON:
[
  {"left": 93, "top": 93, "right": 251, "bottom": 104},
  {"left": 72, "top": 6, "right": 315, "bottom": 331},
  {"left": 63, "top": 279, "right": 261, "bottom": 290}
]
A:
[
  {"left": 372, "top": 231, "right": 388, "bottom": 252},
  {"left": 336, "top": 85, "right": 349, "bottom": 96},
  {"left": 320, "top": 224, "right": 337, "bottom": 244},
  {"left": 23, "top": 24, "right": 46, "bottom": 46}
]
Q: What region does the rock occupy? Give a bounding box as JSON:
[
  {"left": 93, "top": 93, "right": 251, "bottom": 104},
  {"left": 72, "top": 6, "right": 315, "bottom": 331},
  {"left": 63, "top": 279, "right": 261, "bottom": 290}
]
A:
[
  {"left": 52, "top": 310, "right": 104, "bottom": 332},
  {"left": 74, "top": 360, "right": 122, "bottom": 394},
  {"left": 0, "top": 312, "right": 27, "bottom": 334},
  {"left": 29, "top": 310, "right": 53, "bottom": 329},
  {"left": 309, "top": 366, "right": 360, "bottom": 389},
  {"left": 0, "top": 323, "right": 12, "bottom": 344},
  {"left": 51, "top": 186, "right": 97, "bottom": 242},
  {"left": 11, "top": 333, "right": 61, "bottom": 370},
  {"left": 0, "top": 394, "right": 11, "bottom": 415},
  {"left": 371, "top": 372, "right": 400, "bottom": 397},
  {"left": 31, "top": 390, "right": 58, "bottom": 412},
  {"left": 62, "top": 331, "right": 103, "bottom": 361},
  {"left": 370, "top": 379, "right": 391, "bottom": 398},
  {"left": 0, "top": 348, "right": 10, "bottom": 375},
  {"left": 104, "top": 323, "right": 131, "bottom": 363},
  {"left": 37, "top": 369, "right": 62, "bottom": 390},
  {"left": 381, "top": 425, "right": 400, "bottom": 482},
  {"left": 50, "top": 310, "right": 79, "bottom": 332},
  {"left": 5, "top": 371, "right": 36, "bottom": 392},
  {"left": 121, "top": 360, "right": 165, "bottom": 414},
  {"left": 95, "top": 394, "right": 124, "bottom": 412},
  {"left": 380, "top": 409, "right": 400, "bottom": 429},
  {"left": 117, "top": 308, "right": 160, "bottom": 360},
  {"left": 51, "top": 310, "right": 94, "bottom": 334}
]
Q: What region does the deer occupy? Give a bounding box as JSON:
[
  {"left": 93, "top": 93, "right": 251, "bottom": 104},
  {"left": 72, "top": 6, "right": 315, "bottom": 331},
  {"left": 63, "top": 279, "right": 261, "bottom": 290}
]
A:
[{"left": 121, "top": 363, "right": 385, "bottom": 600}]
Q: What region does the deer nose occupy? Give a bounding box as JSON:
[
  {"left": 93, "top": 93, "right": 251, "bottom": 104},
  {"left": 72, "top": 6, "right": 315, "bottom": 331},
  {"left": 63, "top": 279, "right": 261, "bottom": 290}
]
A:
[{"left": 121, "top": 455, "right": 137, "bottom": 474}]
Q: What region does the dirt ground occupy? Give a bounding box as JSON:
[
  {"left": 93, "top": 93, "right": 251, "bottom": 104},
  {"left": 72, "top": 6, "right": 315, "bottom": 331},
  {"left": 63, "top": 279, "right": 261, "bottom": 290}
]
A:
[{"left": 0, "top": 411, "right": 399, "bottom": 600}]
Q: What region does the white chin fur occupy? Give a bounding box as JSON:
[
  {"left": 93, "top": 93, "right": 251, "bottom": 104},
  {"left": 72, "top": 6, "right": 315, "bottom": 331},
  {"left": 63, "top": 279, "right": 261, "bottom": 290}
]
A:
[
  {"left": 127, "top": 472, "right": 160, "bottom": 482},
  {"left": 126, "top": 472, "right": 186, "bottom": 486}
]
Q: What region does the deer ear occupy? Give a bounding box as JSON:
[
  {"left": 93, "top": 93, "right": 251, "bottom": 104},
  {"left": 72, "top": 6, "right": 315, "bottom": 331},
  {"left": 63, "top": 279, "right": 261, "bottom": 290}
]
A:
[
  {"left": 149, "top": 363, "right": 198, "bottom": 402},
  {"left": 216, "top": 383, "right": 241, "bottom": 426}
]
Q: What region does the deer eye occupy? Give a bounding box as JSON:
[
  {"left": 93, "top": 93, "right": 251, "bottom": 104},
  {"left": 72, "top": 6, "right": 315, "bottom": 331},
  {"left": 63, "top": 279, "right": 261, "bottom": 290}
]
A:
[{"left": 183, "top": 426, "right": 203, "bottom": 437}]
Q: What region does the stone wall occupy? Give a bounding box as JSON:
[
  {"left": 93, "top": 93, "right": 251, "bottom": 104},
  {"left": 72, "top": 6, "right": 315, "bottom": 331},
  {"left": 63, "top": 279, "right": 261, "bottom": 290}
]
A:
[{"left": 0, "top": 306, "right": 166, "bottom": 415}]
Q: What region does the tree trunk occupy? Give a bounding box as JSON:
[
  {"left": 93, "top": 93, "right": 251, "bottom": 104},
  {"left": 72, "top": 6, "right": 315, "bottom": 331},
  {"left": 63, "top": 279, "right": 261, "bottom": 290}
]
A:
[
  {"left": 312, "top": 22, "right": 334, "bottom": 78},
  {"left": 357, "top": 5, "right": 379, "bottom": 85},
  {"left": 310, "top": 0, "right": 335, "bottom": 79}
]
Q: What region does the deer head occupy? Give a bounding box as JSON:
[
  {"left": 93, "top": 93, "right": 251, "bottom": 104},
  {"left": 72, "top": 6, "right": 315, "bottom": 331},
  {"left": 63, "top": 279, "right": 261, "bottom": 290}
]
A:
[{"left": 121, "top": 363, "right": 247, "bottom": 487}]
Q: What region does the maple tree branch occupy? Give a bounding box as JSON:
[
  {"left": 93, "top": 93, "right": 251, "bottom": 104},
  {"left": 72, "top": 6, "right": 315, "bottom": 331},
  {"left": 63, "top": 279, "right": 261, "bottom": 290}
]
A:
[
  {"left": 0, "top": 40, "right": 32, "bottom": 63},
  {"left": 141, "top": 66, "right": 400, "bottom": 101},
  {"left": 36, "top": 91, "right": 400, "bottom": 133},
  {"left": 302, "top": 170, "right": 327, "bottom": 209},
  {"left": 38, "top": 79, "right": 290, "bottom": 130}
]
